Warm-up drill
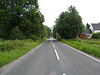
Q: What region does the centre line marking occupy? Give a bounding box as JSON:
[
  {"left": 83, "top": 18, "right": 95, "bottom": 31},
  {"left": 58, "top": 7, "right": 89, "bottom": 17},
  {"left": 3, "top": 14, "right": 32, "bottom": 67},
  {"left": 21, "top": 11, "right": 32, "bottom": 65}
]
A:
[
  {"left": 51, "top": 41, "right": 60, "bottom": 60},
  {"left": 53, "top": 44, "right": 54, "bottom": 48},
  {"left": 63, "top": 74, "right": 66, "bottom": 75},
  {"left": 54, "top": 49, "right": 60, "bottom": 60},
  {"left": 51, "top": 41, "right": 55, "bottom": 48},
  {"left": 60, "top": 42, "right": 100, "bottom": 63}
]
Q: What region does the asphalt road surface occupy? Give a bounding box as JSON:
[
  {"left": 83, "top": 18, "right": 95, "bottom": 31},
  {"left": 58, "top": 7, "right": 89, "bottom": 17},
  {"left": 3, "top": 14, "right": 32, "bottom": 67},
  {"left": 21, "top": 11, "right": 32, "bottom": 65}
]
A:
[{"left": 1, "top": 39, "right": 100, "bottom": 75}]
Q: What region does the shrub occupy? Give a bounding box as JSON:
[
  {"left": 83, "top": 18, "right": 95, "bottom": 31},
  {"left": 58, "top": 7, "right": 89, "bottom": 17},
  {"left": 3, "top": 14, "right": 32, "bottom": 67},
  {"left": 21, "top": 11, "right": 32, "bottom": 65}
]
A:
[
  {"left": 92, "top": 32, "right": 100, "bottom": 39},
  {"left": 0, "top": 40, "right": 25, "bottom": 51},
  {"left": 31, "top": 34, "right": 40, "bottom": 41},
  {"left": 10, "top": 26, "right": 24, "bottom": 40},
  {"left": 0, "top": 38, "right": 4, "bottom": 41}
]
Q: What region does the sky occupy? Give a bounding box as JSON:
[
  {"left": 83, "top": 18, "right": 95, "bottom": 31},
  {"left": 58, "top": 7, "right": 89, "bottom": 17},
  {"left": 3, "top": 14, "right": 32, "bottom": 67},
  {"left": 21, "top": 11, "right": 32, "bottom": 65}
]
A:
[{"left": 38, "top": 0, "right": 100, "bottom": 27}]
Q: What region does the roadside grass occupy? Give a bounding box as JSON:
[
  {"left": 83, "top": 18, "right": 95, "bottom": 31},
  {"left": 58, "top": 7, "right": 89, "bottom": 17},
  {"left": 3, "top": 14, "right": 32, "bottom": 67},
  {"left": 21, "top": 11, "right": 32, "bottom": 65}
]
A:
[
  {"left": 61, "top": 39, "right": 100, "bottom": 58},
  {"left": 0, "top": 39, "right": 44, "bottom": 67}
]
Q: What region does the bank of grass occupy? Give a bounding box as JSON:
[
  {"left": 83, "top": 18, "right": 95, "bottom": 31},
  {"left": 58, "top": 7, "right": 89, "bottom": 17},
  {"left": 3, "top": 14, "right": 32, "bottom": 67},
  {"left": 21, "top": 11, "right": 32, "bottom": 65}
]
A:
[
  {"left": 0, "top": 39, "right": 45, "bottom": 67},
  {"left": 61, "top": 39, "right": 100, "bottom": 58}
]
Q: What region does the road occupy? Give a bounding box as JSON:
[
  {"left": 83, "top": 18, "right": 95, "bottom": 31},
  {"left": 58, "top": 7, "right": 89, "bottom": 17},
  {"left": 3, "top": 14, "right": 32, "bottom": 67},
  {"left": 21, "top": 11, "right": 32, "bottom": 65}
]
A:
[{"left": 1, "top": 39, "right": 100, "bottom": 75}]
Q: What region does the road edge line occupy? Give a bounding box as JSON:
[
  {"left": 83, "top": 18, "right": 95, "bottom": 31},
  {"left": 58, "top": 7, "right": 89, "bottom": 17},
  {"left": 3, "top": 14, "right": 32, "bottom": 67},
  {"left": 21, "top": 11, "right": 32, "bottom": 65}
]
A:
[
  {"left": 0, "top": 41, "right": 45, "bottom": 74},
  {"left": 60, "top": 42, "right": 100, "bottom": 63}
]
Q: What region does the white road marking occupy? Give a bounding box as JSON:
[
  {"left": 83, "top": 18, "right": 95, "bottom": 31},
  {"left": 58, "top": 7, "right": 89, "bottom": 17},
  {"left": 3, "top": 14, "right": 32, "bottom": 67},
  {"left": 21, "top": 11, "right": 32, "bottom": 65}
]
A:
[
  {"left": 53, "top": 44, "right": 55, "bottom": 48},
  {"left": 54, "top": 49, "right": 60, "bottom": 60},
  {"left": 51, "top": 41, "right": 60, "bottom": 60},
  {"left": 63, "top": 74, "right": 66, "bottom": 75},
  {"left": 61, "top": 42, "right": 100, "bottom": 63},
  {"left": 51, "top": 42, "right": 55, "bottom": 49},
  {"left": 35, "top": 42, "right": 44, "bottom": 49}
]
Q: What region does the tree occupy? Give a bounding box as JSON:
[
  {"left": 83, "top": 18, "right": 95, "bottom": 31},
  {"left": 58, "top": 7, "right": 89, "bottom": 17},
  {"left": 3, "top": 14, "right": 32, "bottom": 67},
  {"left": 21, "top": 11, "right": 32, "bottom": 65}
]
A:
[
  {"left": 43, "top": 25, "right": 51, "bottom": 38},
  {"left": 86, "top": 23, "right": 90, "bottom": 29},
  {"left": 0, "top": 0, "right": 45, "bottom": 40},
  {"left": 54, "top": 5, "right": 84, "bottom": 39},
  {"left": 10, "top": 26, "right": 24, "bottom": 40},
  {"left": 53, "top": 25, "right": 57, "bottom": 38}
]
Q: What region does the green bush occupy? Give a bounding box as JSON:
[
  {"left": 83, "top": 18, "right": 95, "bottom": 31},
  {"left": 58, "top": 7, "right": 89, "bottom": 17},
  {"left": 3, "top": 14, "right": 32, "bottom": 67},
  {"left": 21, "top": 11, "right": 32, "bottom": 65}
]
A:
[
  {"left": 92, "top": 32, "right": 100, "bottom": 39},
  {"left": 0, "top": 39, "right": 44, "bottom": 67},
  {"left": 31, "top": 34, "right": 40, "bottom": 41},
  {"left": 10, "top": 26, "right": 24, "bottom": 40},
  {"left": 0, "top": 38, "right": 4, "bottom": 41},
  {"left": 0, "top": 40, "right": 25, "bottom": 51}
]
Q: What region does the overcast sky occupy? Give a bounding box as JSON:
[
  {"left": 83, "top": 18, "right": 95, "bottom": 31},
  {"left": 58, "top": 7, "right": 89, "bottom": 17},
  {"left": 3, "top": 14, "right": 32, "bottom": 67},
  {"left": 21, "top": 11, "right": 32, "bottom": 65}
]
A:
[{"left": 38, "top": 0, "right": 100, "bottom": 27}]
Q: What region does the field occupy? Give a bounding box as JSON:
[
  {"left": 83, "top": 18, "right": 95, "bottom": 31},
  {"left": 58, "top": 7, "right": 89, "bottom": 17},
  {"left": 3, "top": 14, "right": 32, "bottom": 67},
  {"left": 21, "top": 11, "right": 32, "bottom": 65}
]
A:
[
  {"left": 0, "top": 39, "right": 44, "bottom": 67},
  {"left": 61, "top": 39, "right": 100, "bottom": 58}
]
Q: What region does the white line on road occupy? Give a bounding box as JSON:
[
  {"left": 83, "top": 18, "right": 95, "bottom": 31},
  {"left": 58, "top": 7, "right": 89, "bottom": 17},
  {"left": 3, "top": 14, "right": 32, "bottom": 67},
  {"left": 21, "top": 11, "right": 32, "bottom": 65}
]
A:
[
  {"left": 54, "top": 49, "right": 60, "bottom": 60},
  {"left": 51, "top": 41, "right": 60, "bottom": 60},
  {"left": 63, "top": 74, "right": 66, "bottom": 75},
  {"left": 51, "top": 41, "right": 55, "bottom": 48},
  {"left": 35, "top": 42, "right": 44, "bottom": 49},
  {"left": 53, "top": 44, "right": 55, "bottom": 48},
  {"left": 61, "top": 42, "right": 100, "bottom": 63}
]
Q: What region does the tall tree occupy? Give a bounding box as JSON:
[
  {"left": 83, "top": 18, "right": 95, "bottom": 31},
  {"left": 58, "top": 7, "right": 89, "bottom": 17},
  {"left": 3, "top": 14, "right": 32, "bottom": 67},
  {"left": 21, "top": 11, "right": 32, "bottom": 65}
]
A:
[
  {"left": 86, "top": 23, "right": 90, "bottom": 29},
  {"left": 0, "top": 0, "right": 44, "bottom": 40},
  {"left": 53, "top": 25, "right": 57, "bottom": 38},
  {"left": 54, "top": 6, "right": 84, "bottom": 39},
  {"left": 43, "top": 25, "right": 51, "bottom": 38}
]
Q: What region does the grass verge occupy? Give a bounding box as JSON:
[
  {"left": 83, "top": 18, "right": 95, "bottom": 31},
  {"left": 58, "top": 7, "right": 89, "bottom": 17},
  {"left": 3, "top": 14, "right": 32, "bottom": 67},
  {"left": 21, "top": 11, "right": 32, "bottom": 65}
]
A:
[
  {"left": 0, "top": 39, "right": 45, "bottom": 68},
  {"left": 61, "top": 39, "right": 100, "bottom": 58}
]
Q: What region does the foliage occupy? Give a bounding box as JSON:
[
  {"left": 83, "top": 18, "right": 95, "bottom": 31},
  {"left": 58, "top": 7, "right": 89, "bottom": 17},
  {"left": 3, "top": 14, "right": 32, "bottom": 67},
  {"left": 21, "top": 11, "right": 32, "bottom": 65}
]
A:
[
  {"left": 54, "top": 6, "right": 84, "bottom": 39},
  {"left": 0, "top": 40, "right": 24, "bottom": 51},
  {"left": 10, "top": 26, "right": 24, "bottom": 40},
  {"left": 53, "top": 25, "right": 57, "bottom": 38},
  {"left": 86, "top": 23, "right": 90, "bottom": 29},
  {"left": 92, "top": 32, "right": 100, "bottom": 39},
  {"left": 0, "top": 39, "right": 45, "bottom": 67},
  {"left": 30, "top": 34, "right": 40, "bottom": 41},
  {"left": 43, "top": 25, "right": 51, "bottom": 38},
  {"left": 0, "top": 0, "right": 45, "bottom": 40}
]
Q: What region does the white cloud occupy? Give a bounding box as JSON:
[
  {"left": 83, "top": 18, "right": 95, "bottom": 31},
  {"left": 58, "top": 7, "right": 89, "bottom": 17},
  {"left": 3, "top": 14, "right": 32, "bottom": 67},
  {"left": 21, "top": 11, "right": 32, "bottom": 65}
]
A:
[{"left": 38, "top": 0, "right": 100, "bottom": 27}]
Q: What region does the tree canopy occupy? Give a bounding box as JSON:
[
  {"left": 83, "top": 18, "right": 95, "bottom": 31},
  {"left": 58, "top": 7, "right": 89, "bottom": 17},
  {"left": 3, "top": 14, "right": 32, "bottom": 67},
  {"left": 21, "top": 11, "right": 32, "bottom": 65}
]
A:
[
  {"left": 43, "top": 25, "right": 51, "bottom": 38},
  {"left": 0, "top": 0, "right": 50, "bottom": 40},
  {"left": 86, "top": 23, "right": 90, "bottom": 29},
  {"left": 53, "top": 6, "right": 84, "bottom": 39}
]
